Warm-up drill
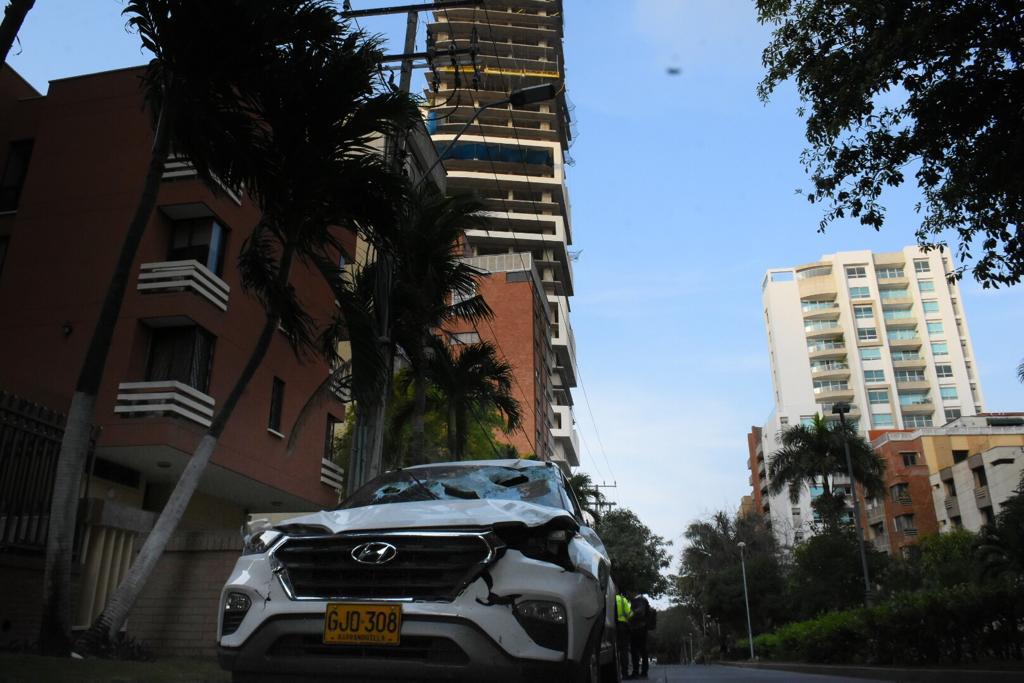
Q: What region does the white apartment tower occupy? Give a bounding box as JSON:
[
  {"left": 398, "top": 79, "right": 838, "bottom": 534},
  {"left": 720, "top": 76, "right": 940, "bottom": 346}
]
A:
[
  {"left": 758, "top": 247, "right": 985, "bottom": 544},
  {"left": 425, "top": 1, "right": 579, "bottom": 467}
]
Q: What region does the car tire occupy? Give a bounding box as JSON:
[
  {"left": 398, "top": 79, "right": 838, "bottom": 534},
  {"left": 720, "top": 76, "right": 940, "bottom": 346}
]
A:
[{"left": 600, "top": 639, "right": 622, "bottom": 683}]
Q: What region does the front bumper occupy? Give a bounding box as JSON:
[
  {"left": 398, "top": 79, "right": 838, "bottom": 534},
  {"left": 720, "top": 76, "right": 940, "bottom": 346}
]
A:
[
  {"left": 218, "top": 548, "right": 606, "bottom": 681},
  {"left": 218, "top": 613, "right": 570, "bottom": 682}
]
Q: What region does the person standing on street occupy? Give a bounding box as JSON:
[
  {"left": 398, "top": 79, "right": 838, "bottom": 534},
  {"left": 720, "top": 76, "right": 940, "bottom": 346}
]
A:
[
  {"left": 615, "top": 593, "right": 632, "bottom": 679},
  {"left": 628, "top": 594, "right": 655, "bottom": 679}
]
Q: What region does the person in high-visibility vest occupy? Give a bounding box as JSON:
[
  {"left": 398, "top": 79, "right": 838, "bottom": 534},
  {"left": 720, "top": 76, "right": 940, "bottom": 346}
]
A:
[{"left": 615, "top": 594, "right": 632, "bottom": 678}]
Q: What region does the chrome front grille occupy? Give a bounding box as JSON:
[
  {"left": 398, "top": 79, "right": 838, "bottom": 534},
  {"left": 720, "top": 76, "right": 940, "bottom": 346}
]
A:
[{"left": 272, "top": 531, "right": 497, "bottom": 602}]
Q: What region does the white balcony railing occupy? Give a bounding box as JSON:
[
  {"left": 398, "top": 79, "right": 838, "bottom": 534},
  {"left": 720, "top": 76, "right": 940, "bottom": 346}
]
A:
[
  {"left": 137, "top": 260, "right": 230, "bottom": 311},
  {"left": 114, "top": 380, "right": 215, "bottom": 427},
  {"left": 162, "top": 155, "right": 242, "bottom": 204},
  {"left": 321, "top": 459, "right": 345, "bottom": 494}
]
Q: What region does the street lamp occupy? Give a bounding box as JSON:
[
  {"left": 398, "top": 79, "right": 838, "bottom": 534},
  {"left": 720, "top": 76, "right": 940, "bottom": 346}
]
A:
[
  {"left": 737, "top": 541, "right": 755, "bottom": 661},
  {"left": 420, "top": 83, "right": 558, "bottom": 184},
  {"left": 832, "top": 401, "right": 873, "bottom": 606}
]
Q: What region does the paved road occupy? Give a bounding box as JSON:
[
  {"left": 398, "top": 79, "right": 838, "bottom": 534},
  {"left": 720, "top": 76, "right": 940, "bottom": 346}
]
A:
[{"left": 642, "top": 664, "right": 888, "bottom": 682}]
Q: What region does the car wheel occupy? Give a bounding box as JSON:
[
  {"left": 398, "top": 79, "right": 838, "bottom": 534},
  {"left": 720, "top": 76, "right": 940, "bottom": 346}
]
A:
[{"left": 600, "top": 640, "right": 622, "bottom": 683}]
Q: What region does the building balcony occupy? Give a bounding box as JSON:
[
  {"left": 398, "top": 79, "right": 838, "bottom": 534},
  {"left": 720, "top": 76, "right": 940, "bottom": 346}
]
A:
[
  {"left": 807, "top": 344, "right": 846, "bottom": 360},
  {"left": 899, "top": 527, "right": 919, "bottom": 537},
  {"left": 900, "top": 400, "right": 934, "bottom": 414},
  {"left": 805, "top": 324, "right": 843, "bottom": 339},
  {"left": 892, "top": 494, "right": 913, "bottom": 507},
  {"left": 884, "top": 316, "right": 918, "bottom": 329},
  {"left": 880, "top": 295, "right": 914, "bottom": 307},
  {"left": 810, "top": 365, "right": 851, "bottom": 380},
  {"left": 137, "top": 260, "right": 230, "bottom": 311},
  {"left": 888, "top": 336, "right": 922, "bottom": 349},
  {"left": 877, "top": 275, "right": 909, "bottom": 288},
  {"left": 944, "top": 496, "right": 961, "bottom": 518},
  {"left": 320, "top": 458, "right": 344, "bottom": 495},
  {"left": 548, "top": 294, "right": 577, "bottom": 387},
  {"left": 814, "top": 387, "right": 855, "bottom": 403},
  {"left": 896, "top": 380, "right": 931, "bottom": 392},
  {"left": 867, "top": 506, "right": 885, "bottom": 524},
  {"left": 892, "top": 358, "right": 927, "bottom": 369},
  {"left": 114, "top": 380, "right": 215, "bottom": 428},
  {"left": 801, "top": 303, "right": 841, "bottom": 320},
  {"left": 551, "top": 405, "right": 579, "bottom": 467},
  {"left": 162, "top": 155, "right": 241, "bottom": 205}
]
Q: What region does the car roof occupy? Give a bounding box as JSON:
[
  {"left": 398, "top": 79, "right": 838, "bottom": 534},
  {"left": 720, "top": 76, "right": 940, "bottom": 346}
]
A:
[{"left": 404, "top": 459, "right": 551, "bottom": 470}]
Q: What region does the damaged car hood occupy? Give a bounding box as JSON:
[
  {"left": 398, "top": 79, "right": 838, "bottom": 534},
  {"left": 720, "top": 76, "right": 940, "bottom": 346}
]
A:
[{"left": 275, "top": 499, "right": 577, "bottom": 534}]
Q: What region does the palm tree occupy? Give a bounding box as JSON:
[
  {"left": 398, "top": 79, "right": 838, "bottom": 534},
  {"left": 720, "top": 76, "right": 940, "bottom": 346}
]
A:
[
  {"left": 1017, "top": 358, "right": 1023, "bottom": 383},
  {"left": 0, "top": 0, "right": 35, "bottom": 65},
  {"left": 388, "top": 186, "right": 493, "bottom": 465},
  {"left": 767, "top": 414, "right": 885, "bottom": 531},
  {"left": 427, "top": 340, "right": 522, "bottom": 460},
  {"left": 568, "top": 471, "right": 605, "bottom": 519},
  {"left": 40, "top": 0, "right": 344, "bottom": 656},
  {"left": 74, "top": 17, "right": 416, "bottom": 652}
]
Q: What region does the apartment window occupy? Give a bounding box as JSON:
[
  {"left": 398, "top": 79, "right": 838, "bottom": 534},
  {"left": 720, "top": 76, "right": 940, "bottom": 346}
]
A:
[
  {"left": 891, "top": 350, "right": 921, "bottom": 361},
  {"left": 913, "top": 259, "right": 931, "bottom": 274},
  {"left": 797, "top": 266, "right": 832, "bottom": 280},
  {"left": 889, "top": 329, "right": 918, "bottom": 341},
  {"left": 857, "top": 327, "right": 878, "bottom": 342},
  {"left": 895, "top": 514, "right": 917, "bottom": 532},
  {"left": 324, "top": 414, "right": 344, "bottom": 464},
  {"left": 873, "top": 413, "right": 894, "bottom": 427},
  {"left": 899, "top": 391, "right": 929, "bottom": 406},
  {"left": 268, "top": 377, "right": 285, "bottom": 432},
  {"left": 805, "top": 319, "right": 840, "bottom": 331},
  {"left": 794, "top": 531, "right": 805, "bottom": 543},
  {"left": 901, "top": 452, "right": 918, "bottom": 467},
  {"left": 927, "top": 321, "right": 944, "bottom": 336},
  {"left": 940, "top": 386, "right": 959, "bottom": 401},
  {"left": 883, "top": 308, "right": 914, "bottom": 321},
  {"left": 849, "top": 286, "right": 870, "bottom": 299},
  {"left": 922, "top": 300, "right": 940, "bottom": 314},
  {"left": 853, "top": 305, "right": 873, "bottom": 319},
  {"left": 877, "top": 266, "right": 905, "bottom": 279},
  {"left": 811, "top": 360, "right": 848, "bottom": 372},
  {"left": 891, "top": 484, "right": 911, "bottom": 503},
  {"left": 846, "top": 265, "right": 867, "bottom": 279},
  {"left": 780, "top": 417, "right": 789, "bottom": 426},
  {"left": 880, "top": 287, "right": 910, "bottom": 300},
  {"left": 450, "top": 331, "right": 481, "bottom": 344},
  {"left": 860, "top": 348, "right": 882, "bottom": 361},
  {"left": 935, "top": 364, "right": 953, "bottom": 378},
  {"left": 952, "top": 450, "right": 969, "bottom": 464},
  {"left": 973, "top": 466, "right": 988, "bottom": 488},
  {"left": 946, "top": 480, "right": 958, "bottom": 497},
  {"left": 801, "top": 299, "right": 836, "bottom": 312},
  {"left": 791, "top": 506, "right": 801, "bottom": 517},
  {"left": 864, "top": 370, "right": 886, "bottom": 384},
  {"left": 0, "top": 139, "right": 34, "bottom": 212},
  {"left": 800, "top": 416, "right": 815, "bottom": 426},
  {"left": 931, "top": 342, "right": 949, "bottom": 356},
  {"left": 944, "top": 408, "right": 962, "bottom": 422},
  {"left": 868, "top": 389, "right": 889, "bottom": 404},
  {"left": 170, "top": 218, "right": 227, "bottom": 276},
  {"left": 918, "top": 280, "right": 935, "bottom": 293},
  {"left": 771, "top": 271, "right": 794, "bottom": 282},
  {"left": 904, "top": 415, "right": 933, "bottom": 427},
  {"left": 813, "top": 380, "right": 849, "bottom": 394},
  {"left": 895, "top": 369, "right": 926, "bottom": 383},
  {"left": 145, "top": 325, "right": 215, "bottom": 393}
]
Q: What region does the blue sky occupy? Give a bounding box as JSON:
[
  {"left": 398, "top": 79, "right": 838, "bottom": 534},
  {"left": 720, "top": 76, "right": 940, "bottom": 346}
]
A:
[{"left": 10, "top": 1, "right": 1022, "bottom": 563}]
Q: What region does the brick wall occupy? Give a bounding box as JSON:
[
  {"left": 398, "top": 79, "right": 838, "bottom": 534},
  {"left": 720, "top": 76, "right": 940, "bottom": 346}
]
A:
[{"left": 127, "top": 531, "right": 240, "bottom": 657}]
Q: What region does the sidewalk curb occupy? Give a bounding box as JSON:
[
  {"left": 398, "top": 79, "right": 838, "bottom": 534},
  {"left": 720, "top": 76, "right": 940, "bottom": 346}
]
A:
[{"left": 722, "top": 660, "right": 1024, "bottom": 682}]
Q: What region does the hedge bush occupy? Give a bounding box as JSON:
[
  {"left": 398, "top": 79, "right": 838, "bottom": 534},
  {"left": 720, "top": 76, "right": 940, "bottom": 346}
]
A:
[{"left": 747, "top": 580, "right": 1024, "bottom": 666}]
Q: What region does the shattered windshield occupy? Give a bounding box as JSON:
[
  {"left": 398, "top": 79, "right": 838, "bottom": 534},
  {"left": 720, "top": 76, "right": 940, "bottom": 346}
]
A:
[{"left": 339, "top": 464, "right": 572, "bottom": 512}]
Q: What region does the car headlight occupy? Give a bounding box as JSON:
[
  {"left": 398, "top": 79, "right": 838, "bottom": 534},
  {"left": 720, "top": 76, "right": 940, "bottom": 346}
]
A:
[
  {"left": 221, "top": 591, "right": 251, "bottom": 636},
  {"left": 242, "top": 529, "right": 282, "bottom": 555}
]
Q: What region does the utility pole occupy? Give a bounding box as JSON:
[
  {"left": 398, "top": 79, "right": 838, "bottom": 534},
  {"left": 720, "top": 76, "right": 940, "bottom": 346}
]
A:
[{"left": 593, "top": 481, "right": 617, "bottom": 515}]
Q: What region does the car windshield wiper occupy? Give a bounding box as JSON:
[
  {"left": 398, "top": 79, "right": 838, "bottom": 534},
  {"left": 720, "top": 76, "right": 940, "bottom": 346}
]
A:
[{"left": 401, "top": 469, "right": 440, "bottom": 500}]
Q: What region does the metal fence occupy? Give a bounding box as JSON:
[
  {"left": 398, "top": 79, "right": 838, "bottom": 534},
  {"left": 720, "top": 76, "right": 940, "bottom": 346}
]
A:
[{"left": 0, "top": 391, "right": 94, "bottom": 551}]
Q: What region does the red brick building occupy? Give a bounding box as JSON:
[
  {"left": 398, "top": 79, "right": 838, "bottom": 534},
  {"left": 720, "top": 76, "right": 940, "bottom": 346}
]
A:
[
  {"left": 746, "top": 425, "right": 767, "bottom": 517},
  {"left": 0, "top": 65, "right": 353, "bottom": 653},
  {"left": 864, "top": 429, "right": 939, "bottom": 556}
]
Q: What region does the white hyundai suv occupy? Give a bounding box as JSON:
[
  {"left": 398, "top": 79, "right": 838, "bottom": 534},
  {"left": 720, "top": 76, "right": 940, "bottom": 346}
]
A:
[{"left": 217, "top": 460, "right": 621, "bottom": 682}]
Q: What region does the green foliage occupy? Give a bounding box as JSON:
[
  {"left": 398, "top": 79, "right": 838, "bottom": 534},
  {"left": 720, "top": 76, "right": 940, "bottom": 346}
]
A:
[
  {"left": 596, "top": 508, "right": 672, "bottom": 598},
  {"left": 916, "top": 529, "right": 978, "bottom": 589},
  {"left": 567, "top": 472, "right": 605, "bottom": 520},
  {"left": 788, "top": 528, "right": 889, "bottom": 619},
  {"left": 757, "top": 0, "right": 1024, "bottom": 287},
  {"left": 753, "top": 581, "right": 1024, "bottom": 665},
  {"left": 649, "top": 605, "right": 692, "bottom": 664},
  {"left": 768, "top": 414, "right": 885, "bottom": 533}
]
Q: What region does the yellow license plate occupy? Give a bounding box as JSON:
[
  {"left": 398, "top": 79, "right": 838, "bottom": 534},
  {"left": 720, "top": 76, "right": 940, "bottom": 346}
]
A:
[{"left": 323, "top": 603, "right": 402, "bottom": 646}]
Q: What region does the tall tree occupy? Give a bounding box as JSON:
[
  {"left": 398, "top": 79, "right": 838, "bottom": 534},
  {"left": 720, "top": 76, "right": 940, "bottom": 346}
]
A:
[
  {"left": 426, "top": 340, "right": 521, "bottom": 460},
  {"left": 0, "top": 0, "right": 35, "bottom": 65},
  {"left": 387, "top": 186, "right": 492, "bottom": 464},
  {"left": 568, "top": 471, "right": 606, "bottom": 520},
  {"left": 74, "top": 15, "right": 416, "bottom": 651},
  {"left": 757, "top": 0, "right": 1024, "bottom": 287},
  {"left": 596, "top": 507, "right": 672, "bottom": 598},
  {"left": 767, "top": 414, "right": 885, "bottom": 532},
  {"left": 39, "top": 0, "right": 343, "bottom": 656}
]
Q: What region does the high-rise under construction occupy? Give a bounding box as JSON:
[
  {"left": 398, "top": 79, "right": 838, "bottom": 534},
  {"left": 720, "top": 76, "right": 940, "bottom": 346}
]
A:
[{"left": 425, "top": 1, "right": 578, "bottom": 468}]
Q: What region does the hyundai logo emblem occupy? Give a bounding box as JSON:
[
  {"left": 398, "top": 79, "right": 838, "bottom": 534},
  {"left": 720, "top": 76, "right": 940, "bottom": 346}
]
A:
[{"left": 351, "top": 541, "right": 398, "bottom": 565}]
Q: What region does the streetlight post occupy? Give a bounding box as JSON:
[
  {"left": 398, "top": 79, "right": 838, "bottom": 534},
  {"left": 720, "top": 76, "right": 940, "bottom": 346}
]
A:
[
  {"left": 737, "top": 541, "right": 755, "bottom": 660},
  {"left": 832, "top": 401, "right": 873, "bottom": 606}
]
